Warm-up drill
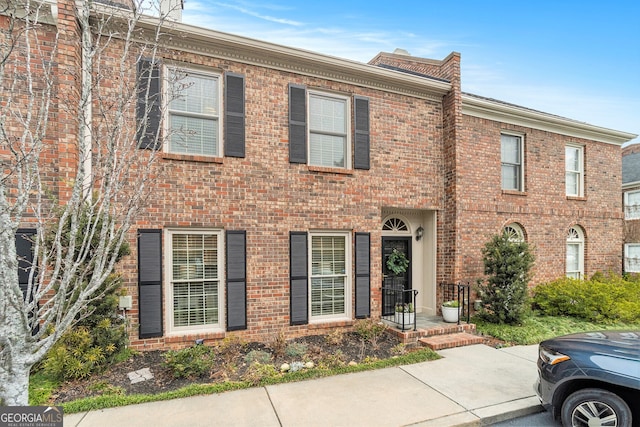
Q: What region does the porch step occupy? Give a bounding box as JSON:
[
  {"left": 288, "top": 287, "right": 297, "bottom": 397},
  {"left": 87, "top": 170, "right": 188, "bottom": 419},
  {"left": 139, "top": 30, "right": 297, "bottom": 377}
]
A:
[
  {"left": 421, "top": 322, "right": 476, "bottom": 337},
  {"left": 418, "top": 332, "right": 484, "bottom": 351}
]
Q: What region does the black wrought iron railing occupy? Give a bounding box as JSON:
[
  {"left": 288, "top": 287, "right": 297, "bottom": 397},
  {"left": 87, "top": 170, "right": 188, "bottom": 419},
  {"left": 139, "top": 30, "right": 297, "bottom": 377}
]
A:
[
  {"left": 381, "top": 283, "right": 418, "bottom": 331},
  {"left": 440, "top": 282, "right": 470, "bottom": 325}
]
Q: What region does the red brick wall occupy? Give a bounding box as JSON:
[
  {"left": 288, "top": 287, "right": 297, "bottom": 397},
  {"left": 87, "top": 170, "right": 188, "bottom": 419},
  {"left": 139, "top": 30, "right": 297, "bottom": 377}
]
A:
[
  {"left": 456, "top": 115, "right": 623, "bottom": 285},
  {"left": 121, "top": 55, "right": 446, "bottom": 348}
]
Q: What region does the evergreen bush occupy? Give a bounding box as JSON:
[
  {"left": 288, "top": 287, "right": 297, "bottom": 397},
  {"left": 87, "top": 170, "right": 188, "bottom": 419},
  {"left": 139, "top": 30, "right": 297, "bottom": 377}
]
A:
[
  {"left": 533, "top": 272, "right": 640, "bottom": 323},
  {"left": 476, "top": 231, "right": 535, "bottom": 324}
]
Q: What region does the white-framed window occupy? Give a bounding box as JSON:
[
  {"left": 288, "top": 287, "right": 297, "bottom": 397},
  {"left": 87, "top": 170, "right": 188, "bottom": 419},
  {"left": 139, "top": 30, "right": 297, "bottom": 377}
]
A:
[
  {"left": 565, "top": 145, "right": 584, "bottom": 197},
  {"left": 309, "top": 232, "right": 351, "bottom": 320},
  {"left": 166, "top": 66, "right": 222, "bottom": 156},
  {"left": 566, "top": 226, "right": 585, "bottom": 279},
  {"left": 165, "top": 229, "right": 223, "bottom": 334},
  {"left": 625, "top": 244, "right": 640, "bottom": 273},
  {"left": 504, "top": 223, "right": 525, "bottom": 242},
  {"left": 308, "top": 91, "right": 350, "bottom": 168},
  {"left": 501, "top": 133, "right": 524, "bottom": 191},
  {"left": 625, "top": 190, "right": 640, "bottom": 220}
]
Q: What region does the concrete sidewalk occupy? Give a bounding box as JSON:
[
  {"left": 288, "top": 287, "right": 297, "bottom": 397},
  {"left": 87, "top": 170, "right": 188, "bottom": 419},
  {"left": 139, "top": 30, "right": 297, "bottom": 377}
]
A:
[{"left": 63, "top": 344, "right": 544, "bottom": 427}]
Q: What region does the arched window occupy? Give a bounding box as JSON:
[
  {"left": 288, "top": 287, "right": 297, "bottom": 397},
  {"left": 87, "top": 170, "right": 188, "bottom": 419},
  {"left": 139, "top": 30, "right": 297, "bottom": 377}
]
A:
[
  {"left": 503, "top": 223, "right": 525, "bottom": 242},
  {"left": 383, "top": 217, "right": 409, "bottom": 233},
  {"left": 566, "top": 226, "right": 585, "bottom": 279}
]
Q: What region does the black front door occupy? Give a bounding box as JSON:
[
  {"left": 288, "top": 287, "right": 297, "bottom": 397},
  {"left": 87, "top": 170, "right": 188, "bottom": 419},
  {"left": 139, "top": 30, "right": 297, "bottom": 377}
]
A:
[{"left": 382, "top": 237, "right": 411, "bottom": 316}]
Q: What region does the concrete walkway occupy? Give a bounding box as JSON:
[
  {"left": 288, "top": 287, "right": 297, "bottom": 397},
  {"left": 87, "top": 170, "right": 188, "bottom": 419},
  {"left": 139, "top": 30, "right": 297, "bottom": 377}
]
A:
[{"left": 63, "top": 344, "right": 544, "bottom": 427}]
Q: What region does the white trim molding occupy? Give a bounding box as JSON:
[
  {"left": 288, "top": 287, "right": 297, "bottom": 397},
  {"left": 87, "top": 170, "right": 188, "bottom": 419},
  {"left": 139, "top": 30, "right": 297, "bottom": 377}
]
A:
[{"left": 462, "top": 94, "right": 637, "bottom": 146}]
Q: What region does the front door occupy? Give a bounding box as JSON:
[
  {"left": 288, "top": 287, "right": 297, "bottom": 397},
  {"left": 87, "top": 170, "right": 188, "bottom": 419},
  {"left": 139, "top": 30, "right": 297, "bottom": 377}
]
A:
[{"left": 382, "top": 237, "right": 411, "bottom": 316}]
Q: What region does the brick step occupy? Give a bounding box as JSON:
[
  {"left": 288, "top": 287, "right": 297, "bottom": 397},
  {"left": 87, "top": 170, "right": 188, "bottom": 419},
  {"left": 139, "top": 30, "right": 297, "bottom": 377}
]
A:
[
  {"left": 418, "top": 332, "right": 484, "bottom": 351},
  {"left": 420, "top": 322, "right": 476, "bottom": 337}
]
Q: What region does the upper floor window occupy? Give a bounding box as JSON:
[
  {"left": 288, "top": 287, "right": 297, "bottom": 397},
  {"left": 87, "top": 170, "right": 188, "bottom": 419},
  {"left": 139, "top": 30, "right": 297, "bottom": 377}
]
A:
[
  {"left": 309, "top": 92, "right": 349, "bottom": 168},
  {"left": 288, "top": 84, "right": 370, "bottom": 170},
  {"left": 565, "top": 145, "right": 584, "bottom": 197},
  {"left": 566, "top": 226, "right": 585, "bottom": 279},
  {"left": 501, "top": 133, "right": 524, "bottom": 191},
  {"left": 167, "top": 67, "right": 221, "bottom": 156},
  {"left": 625, "top": 244, "right": 640, "bottom": 273},
  {"left": 625, "top": 190, "right": 640, "bottom": 220}
]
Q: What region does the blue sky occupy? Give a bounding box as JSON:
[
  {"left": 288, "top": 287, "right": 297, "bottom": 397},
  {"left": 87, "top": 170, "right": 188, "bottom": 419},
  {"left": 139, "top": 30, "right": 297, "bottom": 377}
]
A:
[{"left": 182, "top": 1, "right": 639, "bottom": 146}]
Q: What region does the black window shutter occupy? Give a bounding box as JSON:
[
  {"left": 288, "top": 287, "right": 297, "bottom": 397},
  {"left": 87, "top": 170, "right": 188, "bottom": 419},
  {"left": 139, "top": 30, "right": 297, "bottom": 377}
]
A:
[
  {"left": 138, "top": 229, "right": 163, "bottom": 339},
  {"left": 289, "top": 84, "right": 307, "bottom": 163},
  {"left": 354, "top": 96, "right": 370, "bottom": 170},
  {"left": 224, "top": 73, "right": 245, "bottom": 158},
  {"left": 16, "top": 228, "right": 37, "bottom": 300},
  {"left": 136, "top": 60, "right": 162, "bottom": 150},
  {"left": 354, "top": 232, "right": 371, "bottom": 318},
  {"left": 290, "top": 232, "right": 308, "bottom": 325},
  {"left": 226, "top": 230, "right": 247, "bottom": 331}
]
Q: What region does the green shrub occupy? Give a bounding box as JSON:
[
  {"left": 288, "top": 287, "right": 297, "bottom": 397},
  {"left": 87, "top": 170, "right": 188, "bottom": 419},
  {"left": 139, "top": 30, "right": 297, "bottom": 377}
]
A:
[
  {"left": 244, "top": 363, "right": 280, "bottom": 386},
  {"left": 353, "top": 319, "right": 386, "bottom": 344},
  {"left": 243, "top": 350, "right": 272, "bottom": 365},
  {"left": 40, "top": 204, "right": 130, "bottom": 381},
  {"left": 533, "top": 273, "right": 640, "bottom": 323},
  {"left": 164, "top": 345, "right": 215, "bottom": 379},
  {"left": 476, "top": 232, "right": 535, "bottom": 324},
  {"left": 285, "top": 342, "right": 308, "bottom": 358}
]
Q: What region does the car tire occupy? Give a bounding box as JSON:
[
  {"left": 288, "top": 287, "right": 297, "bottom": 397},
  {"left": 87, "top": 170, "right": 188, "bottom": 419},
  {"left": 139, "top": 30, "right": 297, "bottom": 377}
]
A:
[{"left": 561, "top": 388, "right": 632, "bottom": 427}]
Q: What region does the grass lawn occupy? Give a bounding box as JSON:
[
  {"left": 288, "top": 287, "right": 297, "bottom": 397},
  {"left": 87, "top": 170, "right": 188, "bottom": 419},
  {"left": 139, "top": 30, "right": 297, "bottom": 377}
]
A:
[{"left": 474, "top": 312, "right": 640, "bottom": 345}]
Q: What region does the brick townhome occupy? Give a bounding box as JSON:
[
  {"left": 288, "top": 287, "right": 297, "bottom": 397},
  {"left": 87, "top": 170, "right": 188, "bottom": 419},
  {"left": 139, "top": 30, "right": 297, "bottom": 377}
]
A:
[
  {"left": 8, "top": 1, "right": 637, "bottom": 350},
  {"left": 623, "top": 144, "right": 640, "bottom": 274}
]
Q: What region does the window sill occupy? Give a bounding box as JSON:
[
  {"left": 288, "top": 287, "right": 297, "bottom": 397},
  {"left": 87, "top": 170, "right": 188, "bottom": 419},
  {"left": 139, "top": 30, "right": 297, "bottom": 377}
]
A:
[
  {"left": 307, "top": 165, "right": 354, "bottom": 175},
  {"left": 501, "top": 189, "right": 527, "bottom": 197},
  {"left": 566, "top": 195, "right": 586, "bottom": 201},
  {"left": 162, "top": 153, "right": 224, "bottom": 163}
]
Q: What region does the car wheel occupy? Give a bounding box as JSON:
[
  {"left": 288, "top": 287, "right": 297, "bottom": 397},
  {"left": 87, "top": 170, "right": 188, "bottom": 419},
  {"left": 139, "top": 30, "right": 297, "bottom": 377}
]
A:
[{"left": 561, "top": 388, "right": 632, "bottom": 427}]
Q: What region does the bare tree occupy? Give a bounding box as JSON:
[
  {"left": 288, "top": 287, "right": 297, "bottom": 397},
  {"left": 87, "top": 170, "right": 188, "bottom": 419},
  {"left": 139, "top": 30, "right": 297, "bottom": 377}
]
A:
[{"left": 0, "top": 0, "right": 176, "bottom": 405}]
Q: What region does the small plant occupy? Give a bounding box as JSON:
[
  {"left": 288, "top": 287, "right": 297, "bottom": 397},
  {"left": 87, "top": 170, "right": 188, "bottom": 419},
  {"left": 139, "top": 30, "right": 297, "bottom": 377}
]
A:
[
  {"left": 324, "top": 329, "right": 345, "bottom": 346},
  {"left": 395, "top": 302, "right": 414, "bottom": 312},
  {"left": 354, "top": 319, "right": 387, "bottom": 358},
  {"left": 390, "top": 343, "right": 407, "bottom": 356},
  {"left": 88, "top": 381, "right": 125, "bottom": 396},
  {"left": 215, "top": 336, "right": 246, "bottom": 365},
  {"left": 317, "top": 350, "right": 346, "bottom": 369},
  {"left": 354, "top": 319, "right": 387, "bottom": 343},
  {"left": 386, "top": 249, "right": 409, "bottom": 275},
  {"left": 243, "top": 350, "right": 272, "bottom": 365},
  {"left": 244, "top": 363, "right": 279, "bottom": 386},
  {"left": 163, "top": 345, "right": 215, "bottom": 379},
  {"left": 442, "top": 300, "right": 459, "bottom": 308},
  {"left": 269, "top": 331, "right": 287, "bottom": 358},
  {"left": 285, "top": 342, "right": 308, "bottom": 358}
]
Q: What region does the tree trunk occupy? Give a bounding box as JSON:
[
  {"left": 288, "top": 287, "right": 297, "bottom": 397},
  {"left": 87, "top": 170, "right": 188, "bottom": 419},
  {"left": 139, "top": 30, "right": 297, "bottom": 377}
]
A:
[{"left": 0, "top": 359, "right": 31, "bottom": 406}]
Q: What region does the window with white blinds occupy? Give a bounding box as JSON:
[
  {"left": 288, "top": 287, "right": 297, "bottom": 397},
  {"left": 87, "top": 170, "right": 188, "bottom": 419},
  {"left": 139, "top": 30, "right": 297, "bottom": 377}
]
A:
[
  {"left": 309, "top": 93, "right": 348, "bottom": 168},
  {"left": 167, "top": 68, "right": 220, "bottom": 156},
  {"left": 168, "top": 231, "right": 222, "bottom": 332},
  {"left": 310, "top": 233, "right": 349, "bottom": 319}
]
